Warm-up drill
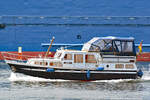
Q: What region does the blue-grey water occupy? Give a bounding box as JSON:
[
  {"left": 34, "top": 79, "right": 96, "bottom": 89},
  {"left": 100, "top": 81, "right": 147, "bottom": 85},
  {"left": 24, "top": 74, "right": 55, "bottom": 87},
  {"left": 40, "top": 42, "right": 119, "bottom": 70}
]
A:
[
  {"left": 1, "top": 0, "right": 150, "bottom": 52},
  {"left": 0, "top": 62, "right": 150, "bottom": 100}
]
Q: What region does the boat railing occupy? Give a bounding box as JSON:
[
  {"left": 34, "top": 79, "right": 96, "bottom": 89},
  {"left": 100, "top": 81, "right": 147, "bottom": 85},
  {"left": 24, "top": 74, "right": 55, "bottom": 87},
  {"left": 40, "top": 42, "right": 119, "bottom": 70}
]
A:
[{"left": 1, "top": 52, "right": 44, "bottom": 62}]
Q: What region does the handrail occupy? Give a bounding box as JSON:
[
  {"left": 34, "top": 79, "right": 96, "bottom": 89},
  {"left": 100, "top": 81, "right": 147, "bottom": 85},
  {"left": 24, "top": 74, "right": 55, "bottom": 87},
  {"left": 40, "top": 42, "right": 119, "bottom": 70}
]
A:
[
  {"left": 2, "top": 52, "right": 38, "bottom": 58},
  {"left": 1, "top": 52, "right": 42, "bottom": 61}
]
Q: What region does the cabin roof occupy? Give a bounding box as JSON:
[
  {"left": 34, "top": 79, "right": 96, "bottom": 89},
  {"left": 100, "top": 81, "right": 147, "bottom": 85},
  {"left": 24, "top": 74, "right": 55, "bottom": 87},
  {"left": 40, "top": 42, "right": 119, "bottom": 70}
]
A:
[
  {"left": 57, "top": 49, "right": 96, "bottom": 53},
  {"left": 93, "top": 36, "right": 134, "bottom": 41}
]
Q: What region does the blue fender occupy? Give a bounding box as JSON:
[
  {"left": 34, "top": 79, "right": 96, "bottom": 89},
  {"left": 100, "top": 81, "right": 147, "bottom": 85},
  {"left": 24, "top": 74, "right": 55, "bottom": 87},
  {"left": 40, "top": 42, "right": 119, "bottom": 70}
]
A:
[
  {"left": 86, "top": 70, "right": 90, "bottom": 79},
  {"left": 46, "top": 68, "right": 55, "bottom": 72},
  {"left": 137, "top": 69, "right": 143, "bottom": 78},
  {"left": 96, "top": 67, "right": 104, "bottom": 71}
]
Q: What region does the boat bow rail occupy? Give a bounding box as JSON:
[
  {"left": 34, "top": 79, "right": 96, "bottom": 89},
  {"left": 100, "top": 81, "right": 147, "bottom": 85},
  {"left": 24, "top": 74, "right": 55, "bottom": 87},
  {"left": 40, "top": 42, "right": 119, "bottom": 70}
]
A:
[{"left": 1, "top": 52, "right": 44, "bottom": 62}]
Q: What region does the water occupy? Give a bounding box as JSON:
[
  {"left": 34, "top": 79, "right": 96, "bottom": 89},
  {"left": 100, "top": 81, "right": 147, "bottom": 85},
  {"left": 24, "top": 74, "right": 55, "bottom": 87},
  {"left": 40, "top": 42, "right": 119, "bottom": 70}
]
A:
[
  {"left": 0, "top": 62, "right": 150, "bottom": 100},
  {"left": 1, "top": 16, "right": 150, "bottom": 52},
  {"left": 0, "top": 0, "right": 150, "bottom": 16},
  {"left": 1, "top": 1, "right": 150, "bottom": 52}
]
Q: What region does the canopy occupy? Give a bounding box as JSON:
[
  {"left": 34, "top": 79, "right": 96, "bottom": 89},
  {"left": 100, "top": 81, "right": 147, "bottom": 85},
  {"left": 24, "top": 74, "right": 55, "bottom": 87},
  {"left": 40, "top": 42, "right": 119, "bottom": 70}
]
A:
[{"left": 82, "top": 36, "right": 136, "bottom": 56}]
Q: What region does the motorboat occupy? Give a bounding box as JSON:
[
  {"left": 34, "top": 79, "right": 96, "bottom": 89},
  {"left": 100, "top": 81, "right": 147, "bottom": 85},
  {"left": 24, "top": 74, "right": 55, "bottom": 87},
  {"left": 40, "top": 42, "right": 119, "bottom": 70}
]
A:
[{"left": 2, "top": 36, "right": 143, "bottom": 81}]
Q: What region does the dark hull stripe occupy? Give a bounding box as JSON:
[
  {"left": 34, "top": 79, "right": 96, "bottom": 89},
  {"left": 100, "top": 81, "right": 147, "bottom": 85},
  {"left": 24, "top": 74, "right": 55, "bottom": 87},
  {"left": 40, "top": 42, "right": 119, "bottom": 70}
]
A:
[
  {"left": 8, "top": 64, "right": 138, "bottom": 80},
  {"left": 14, "top": 68, "right": 137, "bottom": 80},
  {"left": 9, "top": 63, "right": 137, "bottom": 73}
]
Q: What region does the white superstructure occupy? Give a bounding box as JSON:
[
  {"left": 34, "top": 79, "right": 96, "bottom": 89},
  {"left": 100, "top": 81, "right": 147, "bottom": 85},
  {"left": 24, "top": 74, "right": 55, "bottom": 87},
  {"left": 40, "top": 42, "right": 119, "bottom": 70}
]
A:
[{"left": 26, "top": 36, "right": 137, "bottom": 72}]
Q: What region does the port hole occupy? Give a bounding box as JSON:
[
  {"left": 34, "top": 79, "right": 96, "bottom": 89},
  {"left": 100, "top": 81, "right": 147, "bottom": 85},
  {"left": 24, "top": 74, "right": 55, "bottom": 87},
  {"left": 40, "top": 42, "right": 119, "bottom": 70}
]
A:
[{"left": 106, "top": 65, "right": 109, "bottom": 68}]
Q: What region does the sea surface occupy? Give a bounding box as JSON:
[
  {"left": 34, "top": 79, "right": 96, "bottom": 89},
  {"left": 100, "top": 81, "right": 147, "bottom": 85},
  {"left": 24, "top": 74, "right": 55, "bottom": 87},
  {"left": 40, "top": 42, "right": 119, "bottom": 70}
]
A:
[
  {"left": 1, "top": 0, "right": 150, "bottom": 52},
  {"left": 0, "top": 62, "right": 150, "bottom": 100}
]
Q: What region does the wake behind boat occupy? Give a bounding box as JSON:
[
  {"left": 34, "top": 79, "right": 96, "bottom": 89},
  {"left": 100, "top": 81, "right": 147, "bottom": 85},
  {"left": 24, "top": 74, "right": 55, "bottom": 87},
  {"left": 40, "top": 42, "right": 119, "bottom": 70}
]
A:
[{"left": 2, "top": 36, "right": 143, "bottom": 81}]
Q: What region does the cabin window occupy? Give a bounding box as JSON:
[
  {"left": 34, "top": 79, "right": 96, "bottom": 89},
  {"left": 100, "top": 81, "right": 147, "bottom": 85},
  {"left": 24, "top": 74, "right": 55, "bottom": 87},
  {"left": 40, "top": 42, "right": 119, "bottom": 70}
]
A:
[
  {"left": 34, "top": 61, "right": 48, "bottom": 66},
  {"left": 43, "top": 62, "right": 48, "bottom": 66},
  {"left": 50, "top": 62, "right": 62, "bottom": 67},
  {"left": 40, "top": 62, "right": 42, "bottom": 65},
  {"left": 54, "top": 62, "right": 63, "bottom": 67},
  {"left": 64, "top": 54, "right": 72, "bottom": 60},
  {"left": 74, "top": 54, "right": 83, "bottom": 63},
  {"left": 85, "top": 54, "right": 97, "bottom": 63},
  {"left": 34, "top": 61, "right": 39, "bottom": 65},
  {"left": 50, "top": 62, "right": 53, "bottom": 66},
  {"left": 101, "top": 40, "right": 113, "bottom": 52},
  {"left": 125, "top": 64, "right": 134, "bottom": 69},
  {"left": 115, "top": 64, "right": 124, "bottom": 68},
  {"left": 38, "top": 62, "right": 48, "bottom": 66},
  {"left": 122, "top": 42, "right": 133, "bottom": 52},
  {"left": 114, "top": 41, "right": 121, "bottom": 52}
]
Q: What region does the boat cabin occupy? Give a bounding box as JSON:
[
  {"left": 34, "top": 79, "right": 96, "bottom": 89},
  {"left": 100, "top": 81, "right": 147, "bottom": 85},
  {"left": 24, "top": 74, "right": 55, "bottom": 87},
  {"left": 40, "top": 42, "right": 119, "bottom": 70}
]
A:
[
  {"left": 54, "top": 49, "right": 100, "bottom": 68},
  {"left": 27, "top": 36, "right": 136, "bottom": 70},
  {"left": 28, "top": 49, "right": 100, "bottom": 69}
]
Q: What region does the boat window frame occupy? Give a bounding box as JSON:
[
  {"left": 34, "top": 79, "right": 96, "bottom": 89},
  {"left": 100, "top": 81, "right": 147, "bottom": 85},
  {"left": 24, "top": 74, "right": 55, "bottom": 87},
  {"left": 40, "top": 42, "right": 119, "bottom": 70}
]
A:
[
  {"left": 100, "top": 40, "right": 136, "bottom": 56},
  {"left": 85, "top": 54, "right": 97, "bottom": 63},
  {"left": 125, "top": 64, "right": 134, "bottom": 69},
  {"left": 115, "top": 64, "right": 124, "bottom": 69},
  {"left": 64, "top": 53, "right": 72, "bottom": 60},
  {"left": 74, "top": 54, "right": 83, "bottom": 63}
]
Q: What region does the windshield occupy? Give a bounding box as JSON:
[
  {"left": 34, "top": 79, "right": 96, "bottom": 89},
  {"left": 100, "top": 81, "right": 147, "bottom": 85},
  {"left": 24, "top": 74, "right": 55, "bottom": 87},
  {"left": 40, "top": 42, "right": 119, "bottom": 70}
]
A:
[
  {"left": 91, "top": 39, "right": 135, "bottom": 56},
  {"left": 82, "top": 37, "right": 136, "bottom": 56},
  {"left": 101, "top": 40, "right": 136, "bottom": 56}
]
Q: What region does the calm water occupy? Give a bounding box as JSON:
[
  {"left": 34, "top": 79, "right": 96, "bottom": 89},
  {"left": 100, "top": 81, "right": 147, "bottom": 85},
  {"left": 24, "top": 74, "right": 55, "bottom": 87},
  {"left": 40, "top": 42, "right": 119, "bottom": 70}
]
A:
[
  {"left": 1, "top": 0, "right": 150, "bottom": 52},
  {"left": 0, "top": 62, "right": 150, "bottom": 100}
]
